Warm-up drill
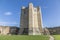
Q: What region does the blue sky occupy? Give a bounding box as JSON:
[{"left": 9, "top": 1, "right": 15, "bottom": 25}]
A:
[{"left": 0, "top": 0, "right": 60, "bottom": 28}]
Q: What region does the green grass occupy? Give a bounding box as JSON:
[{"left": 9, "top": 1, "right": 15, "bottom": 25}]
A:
[
  {"left": 0, "top": 35, "right": 49, "bottom": 40},
  {"left": 53, "top": 35, "right": 60, "bottom": 40}
]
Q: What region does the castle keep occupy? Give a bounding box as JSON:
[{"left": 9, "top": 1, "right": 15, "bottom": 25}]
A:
[{"left": 19, "top": 3, "right": 43, "bottom": 35}]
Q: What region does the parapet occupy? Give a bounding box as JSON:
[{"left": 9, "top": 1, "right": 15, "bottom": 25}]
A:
[
  {"left": 21, "top": 6, "right": 25, "bottom": 9},
  {"left": 29, "top": 2, "right": 33, "bottom": 7}
]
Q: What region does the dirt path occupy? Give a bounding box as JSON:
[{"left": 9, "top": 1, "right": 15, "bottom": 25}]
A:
[{"left": 49, "top": 35, "right": 54, "bottom": 40}]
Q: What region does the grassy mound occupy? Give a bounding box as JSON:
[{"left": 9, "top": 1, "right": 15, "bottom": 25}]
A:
[
  {"left": 0, "top": 35, "right": 49, "bottom": 40},
  {"left": 54, "top": 35, "right": 60, "bottom": 40}
]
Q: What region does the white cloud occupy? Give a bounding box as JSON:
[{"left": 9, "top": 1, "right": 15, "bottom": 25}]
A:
[
  {"left": 4, "top": 12, "right": 12, "bottom": 16},
  {"left": 0, "top": 22, "right": 17, "bottom": 26}
]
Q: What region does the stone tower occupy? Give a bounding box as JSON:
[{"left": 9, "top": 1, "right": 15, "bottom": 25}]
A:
[{"left": 19, "top": 3, "right": 43, "bottom": 35}]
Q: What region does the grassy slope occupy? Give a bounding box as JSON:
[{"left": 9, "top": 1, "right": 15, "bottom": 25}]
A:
[
  {"left": 0, "top": 35, "right": 49, "bottom": 40},
  {"left": 53, "top": 35, "right": 60, "bottom": 40}
]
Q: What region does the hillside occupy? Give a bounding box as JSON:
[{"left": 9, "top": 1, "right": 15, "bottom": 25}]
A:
[
  {"left": 54, "top": 35, "right": 60, "bottom": 40},
  {"left": 0, "top": 35, "right": 49, "bottom": 40}
]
